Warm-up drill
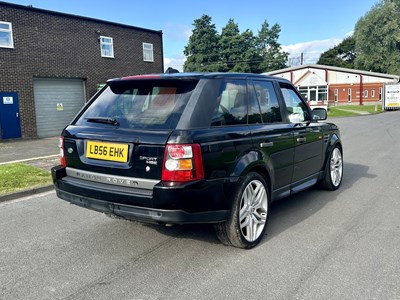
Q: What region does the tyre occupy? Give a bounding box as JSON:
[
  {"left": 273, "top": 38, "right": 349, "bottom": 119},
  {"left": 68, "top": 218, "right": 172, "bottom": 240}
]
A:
[
  {"left": 215, "top": 172, "right": 269, "bottom": 249},
  {"left": 320, "top": 145, "right": 343, "bottom": 190}
]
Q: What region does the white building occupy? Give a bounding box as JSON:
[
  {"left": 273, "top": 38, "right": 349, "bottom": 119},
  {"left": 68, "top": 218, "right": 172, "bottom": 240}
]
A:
[{"left": 265, "top": 64, "right": 399, "bottom": 106}]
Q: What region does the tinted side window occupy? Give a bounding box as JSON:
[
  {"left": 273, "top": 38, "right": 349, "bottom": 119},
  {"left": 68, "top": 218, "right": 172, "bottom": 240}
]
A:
[
  {"left": 280, "top": 83, "right": 311, "bottom": 123},
  {"left": 252, "top": 80, "right": 282, "bottom": 123},
  {"left": 247, "top": 82, "right": 262, "bottom": 124},
  {"left": 211, "top": 80, "right": 247, "bottom": 126}
]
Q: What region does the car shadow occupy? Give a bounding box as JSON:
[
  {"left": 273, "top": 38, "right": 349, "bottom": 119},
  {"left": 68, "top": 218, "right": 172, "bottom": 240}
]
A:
[
  {"left": 141, "top": 222, "right": 221, "bottom": 245},
  {"left": 124, "top": 161, "right": 376, "bottom": 247},
  {"left": 261, "top": 161, "right": 376, "bottom": 244}
]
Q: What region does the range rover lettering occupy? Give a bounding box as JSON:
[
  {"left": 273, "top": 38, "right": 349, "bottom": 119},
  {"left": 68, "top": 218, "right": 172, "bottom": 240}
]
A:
[{"left": 52, "top": 73, "right": 343, "bottom": 249}]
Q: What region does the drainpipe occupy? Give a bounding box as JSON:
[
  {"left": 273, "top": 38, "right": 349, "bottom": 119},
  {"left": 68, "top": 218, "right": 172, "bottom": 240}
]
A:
[
  {"left": 359, "top": 73, "right": 363, "bottom": 105},
  {"left": 325, "top": 69, "right": 329, "bottom": 104},
  {"left": 159, "top": 30, "right": 164, "bottom": 73}
]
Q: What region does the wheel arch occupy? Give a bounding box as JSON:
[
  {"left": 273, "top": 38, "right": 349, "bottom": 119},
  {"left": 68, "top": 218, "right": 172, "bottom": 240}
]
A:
[
  {"left": 230, "top": 151, "right": 273, "bottom": 203},
  {"left": 248, "top": 165, "right": 272, "bottom": 201},
  {"left": 323, "top": 133, "right": 343, "bottom": 169}
]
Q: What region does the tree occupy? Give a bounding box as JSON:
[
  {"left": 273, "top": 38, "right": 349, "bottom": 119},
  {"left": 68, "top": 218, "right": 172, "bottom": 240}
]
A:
[
  {"left": 183, "top": 16, "right": 288, "bottom": 73},
  {"left": 219, "top": 19, "right": 241, "bottom": 71},
  {"left": 219, "top": 19, "right": 252, "bottom": 72},
  {"left": 253, "top": 21, "right": 288, "bottom": 73},
  {"left": 232, "top": 30, "right": 255, "bottom": 72},
  {"left": 183, "top": 15, "right": 221, "bottom": 72},
  {"left": 317, "top": 36, "right": 356, "bottom": 68},
  {"left": 240, "top": 29, "right": 258, "bottom": 72},
  {"left": 354, "top": 0, "right": 400, "bottom": 74}
]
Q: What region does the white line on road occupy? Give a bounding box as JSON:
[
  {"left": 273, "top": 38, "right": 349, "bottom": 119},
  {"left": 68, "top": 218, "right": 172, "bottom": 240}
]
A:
[{"left": 0, "top": 154, "right": 59, "bottom": 166}]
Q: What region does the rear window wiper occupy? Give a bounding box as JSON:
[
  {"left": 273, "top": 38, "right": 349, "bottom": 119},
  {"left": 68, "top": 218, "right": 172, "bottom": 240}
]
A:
[{"left": 85, "top": 117, "right": 120, "bottom": 126}]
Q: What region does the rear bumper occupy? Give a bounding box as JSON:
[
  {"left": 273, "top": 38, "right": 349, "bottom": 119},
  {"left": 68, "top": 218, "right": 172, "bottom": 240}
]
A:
[
  {"left": 52, "top": 166, "right": 232, "bottom": 224},
  {"left": 55, "top": 189, "right": 229, "bottom": 224}
]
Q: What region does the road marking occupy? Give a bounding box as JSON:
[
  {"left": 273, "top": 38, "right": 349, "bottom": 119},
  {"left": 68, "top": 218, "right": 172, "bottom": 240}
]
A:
[{"left": 0, "top": 154, "right": 58, "bottom": 166}]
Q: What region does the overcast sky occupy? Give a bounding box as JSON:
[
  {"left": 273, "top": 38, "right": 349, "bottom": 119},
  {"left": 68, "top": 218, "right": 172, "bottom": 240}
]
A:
[{"left": 5, "top": 0, "right": 379, "bottom": 71}]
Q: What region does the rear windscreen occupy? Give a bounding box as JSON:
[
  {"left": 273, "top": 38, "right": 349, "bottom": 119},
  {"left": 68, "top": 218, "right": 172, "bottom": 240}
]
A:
[{"left": 75, "top": 79, "right": 199, "bottom": 130}]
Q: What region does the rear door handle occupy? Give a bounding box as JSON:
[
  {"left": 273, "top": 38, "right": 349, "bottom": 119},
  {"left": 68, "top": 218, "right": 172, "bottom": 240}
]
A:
[
  {"left": 260, "top": 142, "right": 274, "bottom": 148},
  {"left": 297, "top": 137, "right": 306, "bottom": 143}
]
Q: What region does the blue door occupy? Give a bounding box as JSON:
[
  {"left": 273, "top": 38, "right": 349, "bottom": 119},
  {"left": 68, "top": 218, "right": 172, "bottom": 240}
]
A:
[{"left": 0, "top": 92, "right": 21, "bottom": 139}]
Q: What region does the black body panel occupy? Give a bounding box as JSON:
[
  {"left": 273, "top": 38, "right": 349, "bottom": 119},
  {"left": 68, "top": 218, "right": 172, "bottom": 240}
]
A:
[{"left": 52, "top": 72, "right": 342, "bottom": 225}]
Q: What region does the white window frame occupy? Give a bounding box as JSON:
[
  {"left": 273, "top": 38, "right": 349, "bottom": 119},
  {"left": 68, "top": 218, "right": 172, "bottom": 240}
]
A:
[
  {"left": 371, "top": 90, "right": 375, "bottom": 98},
  {"left": 0, "top": 21, "right": 14, "bottom": 49},
  {"left": 364, "top": 90, "right": 368, "bottom": 98},
  {"left": 379, "top": 87, "right": 383, "bottom": 101},
  {"left": 334, "top": 88, "right": 338, "bottom": 102},
  {"left": 143, "top": 43, "right": 154, "bottom": 62},
  {"left": 100, "top": 36, "right": 114, "bottom": 58},
  {"left": 348, "top": 88, "right": 352, "bottom": 103}
]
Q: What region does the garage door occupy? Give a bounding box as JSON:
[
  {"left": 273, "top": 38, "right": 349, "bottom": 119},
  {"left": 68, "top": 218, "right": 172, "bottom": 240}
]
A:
[{"left": 33, "top": 78, "right": 86, "bottom": 137}]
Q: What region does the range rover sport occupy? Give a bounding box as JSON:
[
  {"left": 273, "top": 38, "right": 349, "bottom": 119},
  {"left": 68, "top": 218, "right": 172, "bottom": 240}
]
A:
[{"left": 52, "top": 72, "right": 343, "bottom": 249}]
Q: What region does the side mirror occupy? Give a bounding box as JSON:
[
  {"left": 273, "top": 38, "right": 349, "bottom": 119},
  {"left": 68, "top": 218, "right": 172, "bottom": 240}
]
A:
[{"left": 312, "top": 108, "right": 327, "bottom": 121}]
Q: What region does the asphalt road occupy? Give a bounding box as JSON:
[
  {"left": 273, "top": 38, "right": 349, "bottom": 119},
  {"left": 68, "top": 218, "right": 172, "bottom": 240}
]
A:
[
  {"left": 1, "top": 111, "right": 400, "bottom": 300},
  {"left": 0, "top": 137, "right": 59, "bottom": 163}
]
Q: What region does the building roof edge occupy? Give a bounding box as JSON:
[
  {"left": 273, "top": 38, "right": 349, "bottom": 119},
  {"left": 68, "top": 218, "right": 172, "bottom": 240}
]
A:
[
  {"left": 0, "top": 1, "right": 163, "bottom": 35},
  {"left": 265, "top": 64, "right": 399, "bottom": 81}
]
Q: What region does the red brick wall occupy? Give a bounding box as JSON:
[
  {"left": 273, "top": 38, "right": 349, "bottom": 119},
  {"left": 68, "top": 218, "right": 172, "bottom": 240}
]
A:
[
  {"left": 329, "top": 83, "right": 384, "bottom": 105},
  {"left": 0, "top": 3, "right": 163, "bottom": 138}
]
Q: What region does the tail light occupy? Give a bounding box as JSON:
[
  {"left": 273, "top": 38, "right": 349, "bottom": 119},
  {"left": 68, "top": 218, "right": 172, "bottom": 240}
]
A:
[
  {"left": 58, "top": 137, "right": 66, "bottom": 167},
  {"left": 161, "top": 144, "right": 204, "bottom": 182}
]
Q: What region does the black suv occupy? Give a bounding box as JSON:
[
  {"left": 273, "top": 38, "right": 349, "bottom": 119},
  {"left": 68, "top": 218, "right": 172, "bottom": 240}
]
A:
[{"left": 52, "top": 73, "right": 343, "bottom": 249}]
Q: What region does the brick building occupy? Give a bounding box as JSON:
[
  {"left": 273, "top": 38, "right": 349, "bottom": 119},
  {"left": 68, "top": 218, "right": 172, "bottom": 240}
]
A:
[
  {"left": 0, "top": 1, "right": 164, "bottom": 139},
  {"left": 265, "top": 64, "right": 399, "bottom": 107}
]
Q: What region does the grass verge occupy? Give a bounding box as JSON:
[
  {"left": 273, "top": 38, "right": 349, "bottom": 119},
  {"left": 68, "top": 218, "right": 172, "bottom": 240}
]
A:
[
  {"left": 328, "top": 104, "right": 383, "bottom": 117},
  {"left": 0, "top": 163, "right": 52, "bottom": 195}
]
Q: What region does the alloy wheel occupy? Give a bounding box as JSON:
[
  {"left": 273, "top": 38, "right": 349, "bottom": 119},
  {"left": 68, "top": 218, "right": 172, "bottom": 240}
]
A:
[
  {"left": 239, "top": 180, "right": 268, "bottom": 242},
  {"left": 330, "top": 148, "right": 343, "bottom": 187}
]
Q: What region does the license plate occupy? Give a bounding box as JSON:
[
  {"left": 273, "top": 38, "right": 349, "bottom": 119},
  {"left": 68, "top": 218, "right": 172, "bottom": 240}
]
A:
[{"left": 86, "top": 141, "right": 129, "bottom": 163}]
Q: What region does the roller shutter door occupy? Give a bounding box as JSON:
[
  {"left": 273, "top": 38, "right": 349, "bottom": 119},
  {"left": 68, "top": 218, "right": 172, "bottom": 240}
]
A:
[{"left": 33, "top": 78, "right": 85, "bottom": 137}]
